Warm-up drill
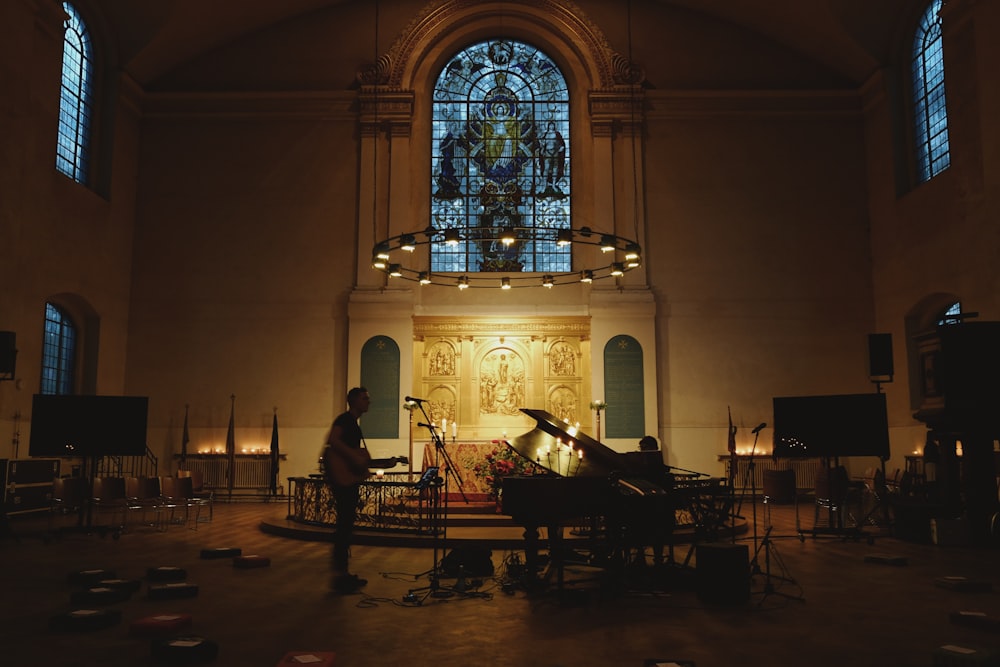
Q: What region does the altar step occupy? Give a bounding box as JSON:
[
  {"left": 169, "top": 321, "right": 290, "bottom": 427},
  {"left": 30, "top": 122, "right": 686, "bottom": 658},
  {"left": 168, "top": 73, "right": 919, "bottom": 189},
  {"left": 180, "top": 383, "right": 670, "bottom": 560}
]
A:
[{"left": 258, "top": 506, "right": 748, "bottom": 551}]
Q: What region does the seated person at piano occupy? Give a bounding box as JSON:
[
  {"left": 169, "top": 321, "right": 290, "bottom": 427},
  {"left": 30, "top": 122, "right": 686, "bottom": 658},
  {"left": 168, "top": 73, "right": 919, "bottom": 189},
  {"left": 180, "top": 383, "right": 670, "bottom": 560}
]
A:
[{"left": 633, "top": 435, "right": 669, "bottom": 479}]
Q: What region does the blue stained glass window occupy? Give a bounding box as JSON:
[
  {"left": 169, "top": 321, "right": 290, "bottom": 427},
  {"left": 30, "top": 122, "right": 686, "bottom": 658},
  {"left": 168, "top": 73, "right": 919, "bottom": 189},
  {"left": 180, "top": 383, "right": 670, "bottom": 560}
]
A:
[
  {"left": 41, "top": 303, "right": 77, "bottom": 395},
  {"left": 430, "top": 40, "right": 571, "bottom": 273},
  {"left": 937, "top": 301, "right": 961, "bottom": 326},
  {"left": 911, "top": 0, "right": 950, "bottom": 182},
  {"left": 56, "top": 2, "right": 94, "bottom": 183}
]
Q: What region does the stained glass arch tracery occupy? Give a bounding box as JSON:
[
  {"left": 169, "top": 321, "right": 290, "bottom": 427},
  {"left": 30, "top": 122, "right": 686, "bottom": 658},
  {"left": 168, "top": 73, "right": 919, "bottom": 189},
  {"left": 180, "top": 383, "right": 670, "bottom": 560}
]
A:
[{"left": 431, "top": 40, "right": 571, "bottom": 274}]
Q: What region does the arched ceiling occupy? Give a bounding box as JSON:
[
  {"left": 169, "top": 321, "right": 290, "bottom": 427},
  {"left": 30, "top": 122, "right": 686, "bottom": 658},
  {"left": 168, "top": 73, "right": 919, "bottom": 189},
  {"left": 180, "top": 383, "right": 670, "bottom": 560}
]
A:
[{"left": 95, "top": 0, "right": 925, "bottom": 89}]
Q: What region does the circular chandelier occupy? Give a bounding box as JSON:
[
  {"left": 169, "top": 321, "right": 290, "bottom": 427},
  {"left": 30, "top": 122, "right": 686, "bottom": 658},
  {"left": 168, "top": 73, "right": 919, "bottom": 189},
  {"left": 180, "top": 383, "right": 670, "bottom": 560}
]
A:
[{"left": 371, "top": 225, "right": 642, "bottom": 289}]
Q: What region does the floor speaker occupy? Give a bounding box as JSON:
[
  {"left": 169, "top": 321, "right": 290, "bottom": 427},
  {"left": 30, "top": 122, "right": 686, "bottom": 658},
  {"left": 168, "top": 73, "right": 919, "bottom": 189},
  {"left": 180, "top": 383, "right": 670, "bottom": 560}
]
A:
[
  {"left": 868, "top": 333, "right": 893, "bottom": 379},
  {"left": 696, "top": 543, "right": 749, "bottom": 605}
]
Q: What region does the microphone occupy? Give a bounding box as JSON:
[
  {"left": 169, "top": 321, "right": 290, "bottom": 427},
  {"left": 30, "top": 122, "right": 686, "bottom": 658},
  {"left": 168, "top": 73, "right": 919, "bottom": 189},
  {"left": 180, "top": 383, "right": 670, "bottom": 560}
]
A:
[
  {"left": 751, "top": 422, "right": 767, "bottom": 435},
  {"left": 405, "top": 396, "right": 427, "bottom": 404},
  {"left": 417, "top": 422, "right": 437, "bottom": 429}
]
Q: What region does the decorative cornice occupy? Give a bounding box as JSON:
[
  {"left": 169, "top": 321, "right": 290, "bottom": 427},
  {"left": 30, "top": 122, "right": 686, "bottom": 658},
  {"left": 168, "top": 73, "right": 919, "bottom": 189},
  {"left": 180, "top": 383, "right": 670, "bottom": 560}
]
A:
[
  {"left": 413, "top": 316, "right": 591, "bottom": 337},
  {"left": 589, "top": 87, "right": 645, "bottom": 137},
  {"left": 357, "top": 87, "right": 414, "bottom": 137}
]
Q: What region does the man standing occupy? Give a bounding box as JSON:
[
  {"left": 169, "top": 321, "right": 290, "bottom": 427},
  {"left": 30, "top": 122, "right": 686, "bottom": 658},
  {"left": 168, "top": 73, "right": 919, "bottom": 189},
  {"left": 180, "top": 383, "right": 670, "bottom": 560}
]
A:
[{"left": 323, "top": 387, "right": 372, "bottom": 594}]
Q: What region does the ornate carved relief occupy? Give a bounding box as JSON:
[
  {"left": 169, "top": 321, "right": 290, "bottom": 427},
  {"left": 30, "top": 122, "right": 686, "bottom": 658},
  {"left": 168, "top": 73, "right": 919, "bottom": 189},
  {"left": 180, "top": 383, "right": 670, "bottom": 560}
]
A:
[
  {"left": 547, "top": 385, "right": 579, "bottom": 424},
  {"left": 426, "top": 385, "right": 456, "bottom": 425},
  {"left": 427, "top": 340, "right": 457, "bottom": 376},
  {"left": 548, "top": 339, "right": 577, "bottom": 376},
  {"left": 479, "top": 348, "right": 525, "bottom": 416}
]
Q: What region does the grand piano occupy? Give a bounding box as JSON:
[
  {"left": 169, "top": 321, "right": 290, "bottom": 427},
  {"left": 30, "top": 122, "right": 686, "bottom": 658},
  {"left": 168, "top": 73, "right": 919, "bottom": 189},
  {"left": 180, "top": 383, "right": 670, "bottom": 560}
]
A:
[{"left": 500, "top": 408, "right": 725, "bottom": 591}]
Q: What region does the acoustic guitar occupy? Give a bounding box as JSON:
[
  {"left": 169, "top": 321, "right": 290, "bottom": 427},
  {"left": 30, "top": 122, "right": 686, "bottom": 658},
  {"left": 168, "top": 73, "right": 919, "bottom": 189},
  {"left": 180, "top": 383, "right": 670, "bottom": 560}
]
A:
[{"left": 322, "top": 444, "right": 408, "bottom": 487}]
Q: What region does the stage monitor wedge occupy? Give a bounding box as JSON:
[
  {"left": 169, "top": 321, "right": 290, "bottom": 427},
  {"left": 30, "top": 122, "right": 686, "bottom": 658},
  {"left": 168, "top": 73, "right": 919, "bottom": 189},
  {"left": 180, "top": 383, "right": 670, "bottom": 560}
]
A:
[
  {"left": 28, "top": 394, "right": 149, "bottom": 457},
  {"left": 772, "top": 393, "right": 889, "bottom": 459}
]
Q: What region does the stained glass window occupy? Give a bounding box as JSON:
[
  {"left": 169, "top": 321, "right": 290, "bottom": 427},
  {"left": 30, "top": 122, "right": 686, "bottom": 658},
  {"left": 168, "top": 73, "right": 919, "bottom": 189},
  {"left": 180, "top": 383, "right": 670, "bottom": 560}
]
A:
[
  {"left": 430, "top": 40, "right": 570, "bottom": 273},
  {"left": 937, "top": 301, "right": 961, "bottom": 326},
  {"left": 41, "top": 303, "right": 77, "bottom": 395},
  {"left": 912, "top": 0, "right": 950, "bottom": 182},
  {"left": 56, "top": 2, "right": 94, "bottom": 184}
]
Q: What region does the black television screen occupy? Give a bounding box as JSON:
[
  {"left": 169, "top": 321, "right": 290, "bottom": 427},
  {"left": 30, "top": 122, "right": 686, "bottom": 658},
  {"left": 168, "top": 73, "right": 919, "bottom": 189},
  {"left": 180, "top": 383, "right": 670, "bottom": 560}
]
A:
[
  {"left": 29, "top": 394, "right": 149, "bottom": 457},
  {"left": 772, "top": 393, "right": 890, "bottom": 459}
]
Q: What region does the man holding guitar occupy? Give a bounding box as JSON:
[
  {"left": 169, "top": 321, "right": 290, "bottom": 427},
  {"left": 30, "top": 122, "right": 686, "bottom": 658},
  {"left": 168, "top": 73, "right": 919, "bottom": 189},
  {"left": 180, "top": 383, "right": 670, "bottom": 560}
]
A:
[{"left": 323, "top": 386, "right": 373, "bottom": 594}]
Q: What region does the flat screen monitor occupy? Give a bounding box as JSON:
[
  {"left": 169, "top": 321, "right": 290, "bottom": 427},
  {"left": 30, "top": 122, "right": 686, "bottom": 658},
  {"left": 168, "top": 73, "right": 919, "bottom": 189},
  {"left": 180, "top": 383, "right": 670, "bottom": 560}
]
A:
[
  {"left": 28, "top": 394, "right": 149, "bottom": 457},
  {"left": 772, "top": 393, "right": 890, "bottom": 459}
]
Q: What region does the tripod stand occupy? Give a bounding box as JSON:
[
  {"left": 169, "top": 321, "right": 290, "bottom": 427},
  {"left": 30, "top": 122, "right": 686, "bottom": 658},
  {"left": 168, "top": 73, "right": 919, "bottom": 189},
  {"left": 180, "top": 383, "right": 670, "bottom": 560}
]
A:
[
  {"left": 740, "top": 429, "right": 803, "bottom": 605},
  {"left": 406, "top": 403, "right": 468, "bottom": 604}
]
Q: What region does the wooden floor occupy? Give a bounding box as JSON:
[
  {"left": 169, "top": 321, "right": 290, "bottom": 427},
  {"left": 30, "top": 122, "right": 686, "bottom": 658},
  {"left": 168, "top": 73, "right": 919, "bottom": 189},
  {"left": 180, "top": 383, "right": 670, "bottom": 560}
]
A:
[{"left": 2, "top": 499, "right": 999, "bottom": 667}]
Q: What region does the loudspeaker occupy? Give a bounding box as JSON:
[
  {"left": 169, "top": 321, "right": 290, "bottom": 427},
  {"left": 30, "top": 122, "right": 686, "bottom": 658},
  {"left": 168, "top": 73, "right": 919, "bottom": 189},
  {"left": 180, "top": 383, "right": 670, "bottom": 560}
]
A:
[
  {"left": 868, "top": 333, "right": 893, "bottom": 379},
  {"left": 0, "top": 331, "right": 15, "bottom": 377},
  {"left": 441, "top": 547, "right": 494, "bottom": 577},
  {"left": 696, "top": 543, "right": 749, "bottom": 605}
]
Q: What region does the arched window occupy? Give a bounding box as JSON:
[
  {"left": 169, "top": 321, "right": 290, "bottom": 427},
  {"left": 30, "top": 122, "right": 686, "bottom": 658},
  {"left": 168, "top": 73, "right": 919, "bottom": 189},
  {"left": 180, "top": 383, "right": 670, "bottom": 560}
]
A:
[
  {"left": 937, "top": 300, "right": 962, "bottom": 325},
  {"left": 430, "top": 39, "right": 570, "bottom": 274},
  {"left": 41, "top": 302, "right": 77, "bottom": 395},
  {"left": 911, "top": 0, "right": 950, "bottom": 182},
  {"left": 56, "top": 2, "right": 95, "bottom": 184}
]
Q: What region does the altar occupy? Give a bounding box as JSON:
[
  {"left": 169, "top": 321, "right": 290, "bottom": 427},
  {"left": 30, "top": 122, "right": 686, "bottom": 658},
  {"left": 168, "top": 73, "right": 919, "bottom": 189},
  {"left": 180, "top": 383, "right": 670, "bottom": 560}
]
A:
[{"left": 421, "top": 441, "right": 507, "bottom": 503}]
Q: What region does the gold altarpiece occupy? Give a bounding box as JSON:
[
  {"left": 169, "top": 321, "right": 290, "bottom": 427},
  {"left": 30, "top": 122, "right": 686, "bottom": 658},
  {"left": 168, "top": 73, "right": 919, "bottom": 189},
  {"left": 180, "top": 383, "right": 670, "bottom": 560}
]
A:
[{"left": 411, "top": 316, "right": 592, "bottom": 441}]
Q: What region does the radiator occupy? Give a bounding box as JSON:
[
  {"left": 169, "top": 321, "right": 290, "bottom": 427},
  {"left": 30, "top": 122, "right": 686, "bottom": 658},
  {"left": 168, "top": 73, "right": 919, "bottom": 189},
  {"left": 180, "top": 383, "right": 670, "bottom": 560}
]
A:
[
  {"left": 184, "top": 456, "right": 272, "bottom": 490},
  {"left": 722, "top": 456, "right": 818, "bottom": 494}
]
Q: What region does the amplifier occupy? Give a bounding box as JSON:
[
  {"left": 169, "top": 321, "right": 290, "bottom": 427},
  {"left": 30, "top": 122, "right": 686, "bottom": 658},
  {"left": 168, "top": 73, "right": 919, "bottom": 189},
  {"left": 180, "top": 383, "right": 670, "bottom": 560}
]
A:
[{"left": 1, "top": 459, "right": 60, "bottom": 515}]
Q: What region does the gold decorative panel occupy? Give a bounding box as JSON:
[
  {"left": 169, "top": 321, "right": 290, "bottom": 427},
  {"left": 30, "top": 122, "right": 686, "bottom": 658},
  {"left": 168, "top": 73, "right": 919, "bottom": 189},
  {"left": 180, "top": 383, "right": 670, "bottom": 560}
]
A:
[{"left": 412, "top": 317, "right": 590, "bottom": 440}]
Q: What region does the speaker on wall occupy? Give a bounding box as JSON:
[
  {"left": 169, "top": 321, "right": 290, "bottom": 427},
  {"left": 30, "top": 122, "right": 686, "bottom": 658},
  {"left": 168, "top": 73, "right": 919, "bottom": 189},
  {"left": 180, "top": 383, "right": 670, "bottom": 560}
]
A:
[
  {"left": 868, "top": 333, "right": 893, "bottom": 380},
  {"left": 0, "top": 331, "right": 15, "bottom": 379}
]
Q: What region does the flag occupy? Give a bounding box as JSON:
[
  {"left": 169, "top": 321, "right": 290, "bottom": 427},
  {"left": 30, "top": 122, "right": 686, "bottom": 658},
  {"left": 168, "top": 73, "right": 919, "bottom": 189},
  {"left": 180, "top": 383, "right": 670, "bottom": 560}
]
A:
[
  {"left": 180, "top": 405, "right": 190, "bottom": 469},
  {"left": 226, "top": 395, "right": 236, "bottom": 497},
  {"left": 727, "top": 406, "right": 737, "bottom": 455},
  {"left": 269, "top": 410, "right": 280, "bottom": 496}
]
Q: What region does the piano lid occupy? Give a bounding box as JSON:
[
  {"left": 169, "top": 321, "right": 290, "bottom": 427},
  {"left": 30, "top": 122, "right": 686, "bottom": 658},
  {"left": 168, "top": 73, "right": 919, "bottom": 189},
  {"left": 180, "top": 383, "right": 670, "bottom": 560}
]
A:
[{"left": 507, "top": 408, "right": 643, "bottom": 477}]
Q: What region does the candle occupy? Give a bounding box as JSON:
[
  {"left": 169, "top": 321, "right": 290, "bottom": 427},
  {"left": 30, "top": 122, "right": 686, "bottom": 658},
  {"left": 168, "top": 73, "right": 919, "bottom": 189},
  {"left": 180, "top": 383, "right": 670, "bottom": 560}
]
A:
[
  {"left": 452, "top": 421, "right": 457, "bottom": 438},
  {"left": 442, "top": 418, "right": 447, "bottom": 433}
]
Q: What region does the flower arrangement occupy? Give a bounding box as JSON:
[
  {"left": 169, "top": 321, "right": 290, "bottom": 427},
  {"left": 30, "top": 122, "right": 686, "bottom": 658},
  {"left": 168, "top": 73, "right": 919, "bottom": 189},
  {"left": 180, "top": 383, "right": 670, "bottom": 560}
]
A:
[{"left": 472, "top": 444, "right": 541, "bottom": 502}]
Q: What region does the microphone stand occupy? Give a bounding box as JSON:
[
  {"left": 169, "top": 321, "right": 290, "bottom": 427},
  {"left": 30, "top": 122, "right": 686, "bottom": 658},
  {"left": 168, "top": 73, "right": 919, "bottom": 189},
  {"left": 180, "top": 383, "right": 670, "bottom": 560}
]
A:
[
  {"left": 406, "top": 402, "right": 466, "bottom": 604},
  {"left": 743, "top": 429, "right": 803, "bottom": 605}
]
